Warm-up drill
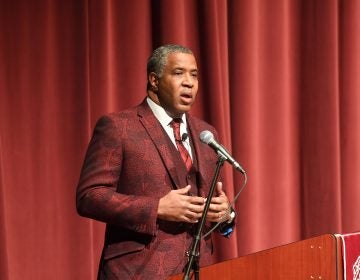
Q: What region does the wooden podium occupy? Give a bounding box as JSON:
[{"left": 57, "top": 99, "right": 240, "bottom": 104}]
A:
[{"left": 169, "top": 234, "right": 347, "bottom": 280}]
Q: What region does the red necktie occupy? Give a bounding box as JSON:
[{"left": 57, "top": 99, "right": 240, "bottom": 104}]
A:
[{"left": 170, "top": 119, "right": 193, "bottom": 171}]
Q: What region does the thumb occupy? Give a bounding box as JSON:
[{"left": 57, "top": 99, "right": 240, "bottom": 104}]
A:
[
  {"left": 216, "top": 182, "right": 225, "bottom": 196},
  {"left": 176, "top": 185, "right": 191, "bottom": 195}
]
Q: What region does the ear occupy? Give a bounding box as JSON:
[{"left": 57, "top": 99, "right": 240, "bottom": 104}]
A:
[{"left": 148, "top": 72, "right": 159, "bottom": 91}]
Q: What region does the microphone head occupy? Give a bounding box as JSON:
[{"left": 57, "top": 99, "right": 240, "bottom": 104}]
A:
[
  {"left": 199, "top": 130, "right": 214, "bottom": 144},
  {"left": 181, "top": 133, "right": 188, "bottom": 142}
]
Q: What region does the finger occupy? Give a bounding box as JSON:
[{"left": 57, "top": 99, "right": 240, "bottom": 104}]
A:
[
  {"left": 187, "top": 203, "right": 205, "bottom": 214},
  {"left": 208, "top": 203, "right": 222, "bottom": 212},
  {"left": 183, "top": 212, "right": 202, "bottom": 223},
  {"left": 206, "top": 211, "right": 227, "bottom": 222},
  {"left": 188, "top": 196, "right": 205, "bottom": 205},
  {"left": 208, "top": 200, "right": 230, "bottom": 212},
  {"left": 209, "top": 196, "right": 227, "bottom": 204},
  {"left": 183, "top": 216, "right": 199, "bottom": 223},
  {"left": 205, "top": 213, "right": 221, "bottom": 222},
  {"left": 176, "top": 185, "right": 191, "bottom": 195}
]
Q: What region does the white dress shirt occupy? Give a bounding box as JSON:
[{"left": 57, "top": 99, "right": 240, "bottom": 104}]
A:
[{"left": 146, "top": 97, "right": 193, "bottom": 159}]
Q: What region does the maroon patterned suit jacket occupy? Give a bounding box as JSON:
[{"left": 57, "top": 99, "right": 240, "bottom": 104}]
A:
[{"left": 76, "top": 99, "right": 221, "bottom": 279}]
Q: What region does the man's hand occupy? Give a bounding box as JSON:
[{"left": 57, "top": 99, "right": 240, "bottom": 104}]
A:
[
  {"left": 206, "top": 182, "right": 231, "bottom": 223},
  {"left": 158, "top": 185, "right": 205, "bottom": 223}
]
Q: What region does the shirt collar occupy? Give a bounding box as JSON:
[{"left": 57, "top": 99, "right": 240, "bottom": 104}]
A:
[{"left": 146, "top": 97, "right": 187, "bottom": 127}]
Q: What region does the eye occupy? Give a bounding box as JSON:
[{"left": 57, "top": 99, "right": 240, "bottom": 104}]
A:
[{"left": 191, "top": 72, "right": 198, "bottom": 78}]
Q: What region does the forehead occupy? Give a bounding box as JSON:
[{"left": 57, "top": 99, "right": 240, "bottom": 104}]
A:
[{"left": 165, "top": 52, "right": 198, "bottom": 70}]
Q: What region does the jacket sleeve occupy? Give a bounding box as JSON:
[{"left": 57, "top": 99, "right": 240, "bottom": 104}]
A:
[{"left": 76, "top": 115, "right": 159, "bottom": 236}]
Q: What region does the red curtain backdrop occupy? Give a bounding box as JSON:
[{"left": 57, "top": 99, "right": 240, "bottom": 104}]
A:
[{"left": 1, "top": 0, "right": 360, "bottom": 279}]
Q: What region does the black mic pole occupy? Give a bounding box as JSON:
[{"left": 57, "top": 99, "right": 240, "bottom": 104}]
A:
[{"left": 183, "top": 153, "right": 227, "bottom": 280}]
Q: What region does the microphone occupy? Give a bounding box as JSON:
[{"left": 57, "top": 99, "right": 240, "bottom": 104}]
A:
[
  {"left": 200, "top": 130, "right": 246, "bottom": 174},
  {"left": 181, "top": 133, "right": 188, "bottom": 142},
  {"left": 175, "top": 133, "right": 188, "bottom": 142}
]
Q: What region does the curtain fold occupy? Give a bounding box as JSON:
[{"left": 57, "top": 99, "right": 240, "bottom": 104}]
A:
[
  {"left": 1, "top": 0, "right": 360, "bottom": 279},
  {"left": 299, "top": 0, "right": 342, "bottom": 237},
  {"left": 339, "top": 0, "right": 360, "bottom": 232},
  {"left": 228, "top": 0, "right": 303, "bottom": 255}
]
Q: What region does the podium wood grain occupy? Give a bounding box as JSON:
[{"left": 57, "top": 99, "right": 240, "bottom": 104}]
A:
[{"left": 169, "top": 234, "right": 343, "bottom": 280}]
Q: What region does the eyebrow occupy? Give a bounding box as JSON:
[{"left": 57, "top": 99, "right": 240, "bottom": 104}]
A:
[{"left": 172, "top": 67, "right": 198, "bottom": 72}]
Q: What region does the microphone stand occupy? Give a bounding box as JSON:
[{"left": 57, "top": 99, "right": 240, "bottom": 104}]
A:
[{"left": 183, "top": 153, "right": 227, "bottom": 280}]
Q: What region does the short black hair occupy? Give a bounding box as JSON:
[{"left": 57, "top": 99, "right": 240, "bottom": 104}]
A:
[{"left": 146, "top": 44, "right": 193, "bottom": 90}]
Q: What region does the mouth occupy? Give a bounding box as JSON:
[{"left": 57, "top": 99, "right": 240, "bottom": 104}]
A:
[{"left": 179, "top": 92, "right": 193, "bottom": 104}]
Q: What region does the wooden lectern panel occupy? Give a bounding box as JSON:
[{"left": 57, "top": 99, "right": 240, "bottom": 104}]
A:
[{"left": 169, "top": 234, "right": 342, "bottom": 280}]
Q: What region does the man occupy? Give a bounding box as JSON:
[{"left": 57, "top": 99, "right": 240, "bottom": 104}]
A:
[{"left": 76, "top": 44, "right": 235, "bottom": 279}]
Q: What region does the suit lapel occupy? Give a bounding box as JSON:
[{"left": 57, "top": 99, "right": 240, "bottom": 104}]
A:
[{"left": 137, "top": 100, "right": 181, "bottom": 189}]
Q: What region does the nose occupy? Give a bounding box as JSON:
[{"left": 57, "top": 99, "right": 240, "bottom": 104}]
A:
[{"left": 182, "top": 73, "right": 194, "bottom": 87}]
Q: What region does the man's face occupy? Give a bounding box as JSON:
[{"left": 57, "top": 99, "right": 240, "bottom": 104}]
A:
[{"left": 155, "top": 52, "right": 198, "bottom": 118}]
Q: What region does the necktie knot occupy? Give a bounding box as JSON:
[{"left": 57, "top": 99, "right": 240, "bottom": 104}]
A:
[{"left": 170, "top": 119, "right": 182, "bottom": 141}]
